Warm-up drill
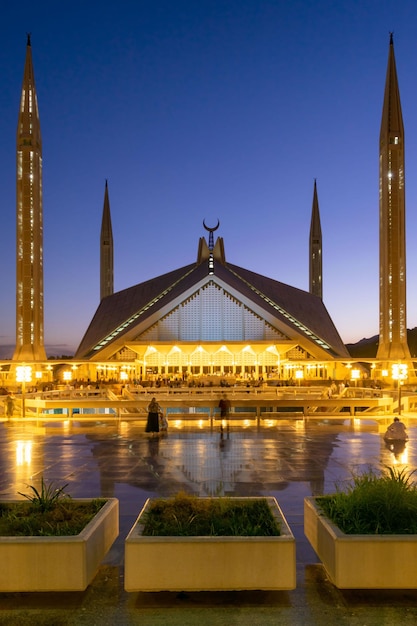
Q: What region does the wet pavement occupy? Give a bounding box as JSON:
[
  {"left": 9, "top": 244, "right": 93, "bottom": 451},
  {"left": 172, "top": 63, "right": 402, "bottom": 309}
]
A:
[{"left": 0, "top": 416, "right": 416, "bottom": 625}]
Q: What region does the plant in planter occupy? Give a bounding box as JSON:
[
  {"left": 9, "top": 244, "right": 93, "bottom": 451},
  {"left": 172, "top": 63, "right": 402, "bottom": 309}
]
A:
[
  {"left": 304, "top": 466, "right": 417, "bottom": 588},
  {"left": 0, "top": 477, "right": 119, "bottom": 592},
  {"left": 125, "top": 492, "right": 295, "bottom": 591}
]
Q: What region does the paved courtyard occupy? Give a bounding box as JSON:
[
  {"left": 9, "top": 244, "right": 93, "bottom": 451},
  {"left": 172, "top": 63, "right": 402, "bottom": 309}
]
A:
[{"left": 0, "top": 416, "right": 416, "bottom": 625}]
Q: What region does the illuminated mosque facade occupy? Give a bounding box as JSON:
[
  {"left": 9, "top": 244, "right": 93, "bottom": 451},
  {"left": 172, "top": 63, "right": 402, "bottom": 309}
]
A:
[{"left": 9, "top": 35, "right": 412, "bottom": 384}]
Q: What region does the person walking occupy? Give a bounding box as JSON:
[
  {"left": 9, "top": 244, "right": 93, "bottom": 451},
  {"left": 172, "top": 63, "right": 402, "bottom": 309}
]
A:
[{"left": 146, "top": 397, "right": 161, "bottom": 436}]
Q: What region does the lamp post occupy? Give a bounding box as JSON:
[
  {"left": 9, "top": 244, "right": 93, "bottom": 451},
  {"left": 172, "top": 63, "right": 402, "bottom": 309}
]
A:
[
  {"left": 351, "top": 369, "right": 361, "bottom": 387},
  {"left": 392, "top": 363, "right": 408, "bottom": 415},
  {"left": 15, "top": 365, "right": 32, "bottom": 418}
]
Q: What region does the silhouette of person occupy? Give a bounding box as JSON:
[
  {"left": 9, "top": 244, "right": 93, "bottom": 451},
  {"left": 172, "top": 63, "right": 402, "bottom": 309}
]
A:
[
  {"left": 5, "top": 395, "right": 15, "bottom": 418},
  {"left": 218, "top": 393, "right": 231, "bottom": 439},
  {"left": 146, "top": 397, "right": 161, "bottom": 435},
  {"left": 384, "top": 417, "right": 407, "bottom": 441}
]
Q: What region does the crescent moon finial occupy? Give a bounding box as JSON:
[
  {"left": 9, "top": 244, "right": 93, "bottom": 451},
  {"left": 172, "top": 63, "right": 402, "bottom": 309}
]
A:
[{"left": 203, "top": 219, "right": 220, "bottom": 233}]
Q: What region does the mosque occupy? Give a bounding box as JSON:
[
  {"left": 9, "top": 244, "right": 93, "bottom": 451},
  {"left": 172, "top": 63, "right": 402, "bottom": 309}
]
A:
[
  {"left": 8, "top": 34, "right": 413, "bottom": 386},
  {"left": 74, "top": 204, "right": 349, "bottom": 383}
]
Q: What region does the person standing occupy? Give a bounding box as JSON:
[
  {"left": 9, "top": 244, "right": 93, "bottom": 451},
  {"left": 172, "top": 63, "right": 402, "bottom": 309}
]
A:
[
  {"left": 5, "top": 395, "right": 15, "bottom": 418},
  {"left": 146, "top": 397, "right": 161, "bottom": 435},
  {"left": 218, "top": 393, "right": 231, "bottom": 438}
]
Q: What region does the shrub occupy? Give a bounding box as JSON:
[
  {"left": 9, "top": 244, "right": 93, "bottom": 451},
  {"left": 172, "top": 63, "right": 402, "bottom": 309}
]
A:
[
  {"left": 0, "top": 499, "right": 106, "bottom": 536},
  {"left": 317, "top": 466, "right": 417, "bottom": 534},
  {"left": 0, "top": 477, "right": 107, "bottom": 536},
  {"left": 18, "top": 477, "right": 70, "bottom": 512},
  {"left": 142, "top": 492, "right": 281, "bottom": 536}
]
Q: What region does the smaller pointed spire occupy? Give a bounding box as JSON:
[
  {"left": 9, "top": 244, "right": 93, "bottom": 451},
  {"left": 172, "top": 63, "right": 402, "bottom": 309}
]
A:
[
  {"left": 26, "top": 32, "right": 31, "bottom": 46},
  {"left": 100, "top": 179, "right": 114, "bottom": 300},
  {"left": 309, "top": 179, "right": 322, "bottom": 299}
]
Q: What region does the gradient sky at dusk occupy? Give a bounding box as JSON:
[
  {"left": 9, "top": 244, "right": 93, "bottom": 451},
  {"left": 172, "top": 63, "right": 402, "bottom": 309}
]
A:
[{"left": 1, "top": 0, "right": 417, "bottom": 358}]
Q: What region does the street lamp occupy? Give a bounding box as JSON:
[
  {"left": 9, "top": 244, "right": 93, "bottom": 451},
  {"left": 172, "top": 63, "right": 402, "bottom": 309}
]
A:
[
  {"left": 392, "top": 363, "right": 408, "bottom": 415},
  {"left": 16, "top": 365, "right": 32, "bottom": 418},
  {"left": 351, "top": 369, "right": 361, "bottom": 387}
]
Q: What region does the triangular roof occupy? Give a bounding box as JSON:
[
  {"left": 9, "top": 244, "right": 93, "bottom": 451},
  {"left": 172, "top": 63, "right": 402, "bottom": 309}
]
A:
[{"left": 75, "top": 255, "right": 349, "bottom": 361}]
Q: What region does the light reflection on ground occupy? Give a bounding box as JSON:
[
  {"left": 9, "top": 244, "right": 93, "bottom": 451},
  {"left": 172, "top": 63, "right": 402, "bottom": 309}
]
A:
[{"left": 0, "top": 418, "right": 414, "bottom": 507}]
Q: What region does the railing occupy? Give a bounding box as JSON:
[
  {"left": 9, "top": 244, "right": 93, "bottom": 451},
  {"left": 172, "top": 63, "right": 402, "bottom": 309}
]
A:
[
  {"left": 0, "top": 387, "right": 397, "bottom": 421},
  {"left": 5, "top": 385, "right": 416, "bottom": 422}
]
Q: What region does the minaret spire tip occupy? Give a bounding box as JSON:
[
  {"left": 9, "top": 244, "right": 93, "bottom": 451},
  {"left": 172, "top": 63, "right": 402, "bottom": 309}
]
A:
[
  {"left": 26, "top": 32, "right": 31, "bottom": 46},
  {"left": 389, "top": 31, "right": 394, "bottom": 46}
]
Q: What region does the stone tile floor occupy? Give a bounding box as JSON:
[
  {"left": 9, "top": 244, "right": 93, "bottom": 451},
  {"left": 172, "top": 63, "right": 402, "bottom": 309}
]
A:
[{"left": 0, "top": 416, "right": 416, "bottom": 625}]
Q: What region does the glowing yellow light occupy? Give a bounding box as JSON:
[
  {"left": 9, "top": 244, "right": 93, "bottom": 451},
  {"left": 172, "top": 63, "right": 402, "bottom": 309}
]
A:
[
  {"left": 266, "top": 345, "right": 279, "bottom": 355},
  {"left": 16, "top": 366, "right": 32, "bottom": 383},
  {"left": 392, "top": 364, "right": 408, "bottom": 380}
]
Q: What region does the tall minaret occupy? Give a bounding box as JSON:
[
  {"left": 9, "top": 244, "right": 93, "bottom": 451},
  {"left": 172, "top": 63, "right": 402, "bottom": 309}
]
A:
[
  {"left": 309, "top": 179, "right": 322, "bottom": 299},
  {"left": 13, "top": 35, "right": 46, "bottom": 361},
  {"left": 100, "top": 180, "right": 114, "bottom": 300},
  {"left": 376, "top": 34, "right": 410, "bottom": 360}
]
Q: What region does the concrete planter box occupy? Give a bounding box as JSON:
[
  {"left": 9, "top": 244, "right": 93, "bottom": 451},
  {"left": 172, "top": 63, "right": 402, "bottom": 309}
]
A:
[
  {"left": 304, "top": 496, "right": 417, "bottom": 589},
  {"left": 0, "top": 498, "right": 119, "bottom": 591},
  {"left": 125, "top": 496, "right": 295, "bottom": 591}
]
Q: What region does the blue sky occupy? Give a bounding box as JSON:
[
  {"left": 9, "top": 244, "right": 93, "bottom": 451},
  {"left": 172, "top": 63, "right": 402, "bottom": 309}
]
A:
[{"left": 1, "top": 0, "right": 417, "bottom": 357}]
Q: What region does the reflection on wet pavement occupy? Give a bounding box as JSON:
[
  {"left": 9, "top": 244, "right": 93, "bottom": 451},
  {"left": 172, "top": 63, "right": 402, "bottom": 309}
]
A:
[{"left": 0, "top": 417, "right": 416, "bottom": 625}]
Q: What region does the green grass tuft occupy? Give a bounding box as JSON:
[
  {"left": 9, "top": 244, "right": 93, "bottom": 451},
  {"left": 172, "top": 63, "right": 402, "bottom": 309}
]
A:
[
  {"left": 317, "top": 466, "right": 417, "bottom": 534},
  {"left": 0, "top": 499, "right": 106, "bottom": 536},
  {"left": 18, "top": 477, "right": 70, "bottom": 513},
  {"left": 142, "top": 493, "right": 281, "bottom": 536}
]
